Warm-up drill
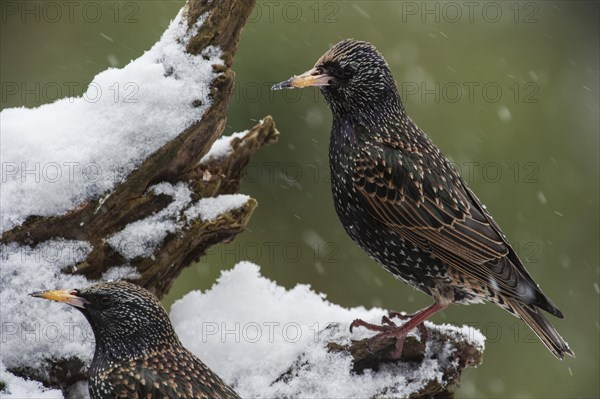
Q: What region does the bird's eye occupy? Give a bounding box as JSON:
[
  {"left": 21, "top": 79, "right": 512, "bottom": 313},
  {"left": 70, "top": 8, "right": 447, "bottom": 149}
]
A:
[
  {"left": 321, "top": 62, "right": 353, "bottom": 81},
  {"left": 338, "top": 67, "right": 354, "bottom": 80},
  {"left": 91, "top": 296, "right": 111, "bottom": 307},
  {"left": 331, "top": 66, "right": 353, "bottom": 80}
]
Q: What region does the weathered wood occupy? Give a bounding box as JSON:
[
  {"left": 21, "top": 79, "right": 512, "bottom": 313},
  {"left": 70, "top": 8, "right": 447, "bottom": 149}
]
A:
[
  {"left": 274, "top": 320, "right": 483, "bottom": 399},
  {"left": 0, "top": 0, "right": 270, "bottom": 300},
  {"left": 327, "top": 324, "right": 484, "bottom": 399},
  {"left": 2, "top": 0, "right": 273, "bottom": 394}
]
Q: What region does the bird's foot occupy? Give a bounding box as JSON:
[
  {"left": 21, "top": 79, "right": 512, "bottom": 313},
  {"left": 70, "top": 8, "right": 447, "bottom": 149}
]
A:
[
  {"left": 387, "top": 310, "right": 415, "bottom": 320},
  {"left": 349, "top": 303, "right": 447, "bottom": 360},
  {"left": 383, "top": 312, "right": 429, "bottom": 342},
  {"left": 349, "top": 316, "right": 427, "bottom": 359},
  {"left": 349, "top": 318, "right": 391, "bottom": 333},
  {"left": 369, "top": 323, "right": 410, "bottom": 359}
]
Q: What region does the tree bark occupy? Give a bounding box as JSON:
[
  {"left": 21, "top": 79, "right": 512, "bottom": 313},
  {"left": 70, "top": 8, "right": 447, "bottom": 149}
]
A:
[
  {"left": 0, "top": 0, "right": 271, "bottom": 299},
  {"left": 1, "top": 0, "right": 273, "bottom": 394},
  {"left": 283, "top": 322, "right": 484, "bottom": 399}
]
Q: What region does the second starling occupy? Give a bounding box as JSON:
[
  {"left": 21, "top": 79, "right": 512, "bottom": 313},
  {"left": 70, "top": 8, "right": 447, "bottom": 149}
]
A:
[
  {"left": 31, "top": 281, "right": 240, "bottom": 399},
  {"left": 273, "top": 39, "right": 573, "bottom": 359}
]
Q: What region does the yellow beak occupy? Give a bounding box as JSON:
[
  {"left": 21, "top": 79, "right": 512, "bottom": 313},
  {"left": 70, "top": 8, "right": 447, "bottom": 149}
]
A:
[
  {"left": 272, "top": 68, "right": 331, "bottom": 90},
  {"left": 30, "top": 289, "right": 89, "bottom": 309}
]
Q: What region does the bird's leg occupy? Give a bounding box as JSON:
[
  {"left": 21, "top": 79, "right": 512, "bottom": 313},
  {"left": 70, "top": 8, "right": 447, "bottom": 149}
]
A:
[
  {"left": 380, "top": 315, "right": 423, "bottom": 339},
  {"left": 350, "top": 302, "right": 447, "bottom": 359},
  {"left": 386, "top": 311, "right": 429, "bottom": 342}
]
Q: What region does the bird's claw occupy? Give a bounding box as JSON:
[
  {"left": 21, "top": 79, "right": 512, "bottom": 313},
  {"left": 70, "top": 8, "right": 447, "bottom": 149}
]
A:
[
  {"left": 381, "top": 315, "right": 397, "bottom": 327},
  {"left": 349, "top": 318, "right": 391, "bottom": 333},
  {"left": 417, "top": 323, "right": 429, "bottom": 342}
]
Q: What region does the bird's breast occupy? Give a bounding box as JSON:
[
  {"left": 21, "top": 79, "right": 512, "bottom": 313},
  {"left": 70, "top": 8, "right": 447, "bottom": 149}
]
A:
[{"left": 327, "top": 134, "right": 451, "bottom": 298}]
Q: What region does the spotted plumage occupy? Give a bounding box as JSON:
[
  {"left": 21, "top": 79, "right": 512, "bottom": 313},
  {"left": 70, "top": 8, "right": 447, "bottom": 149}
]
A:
[
  {"left": 273, "top": 39, "right": 573, "bottom": 359},
  {"left": 31, "top": 281, "right": 240, "bottom": 399}
]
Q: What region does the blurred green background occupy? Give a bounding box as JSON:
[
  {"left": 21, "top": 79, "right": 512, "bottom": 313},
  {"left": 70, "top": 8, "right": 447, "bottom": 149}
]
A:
[{"left": 2, "top": 1, "right": 598, "bottom": 397}]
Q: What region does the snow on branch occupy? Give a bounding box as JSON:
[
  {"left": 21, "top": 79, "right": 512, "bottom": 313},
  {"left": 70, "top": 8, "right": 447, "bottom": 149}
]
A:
[
  {"left": 0, "top": 0, "right": 274, "bottom": 396},
  {"left": 171, "top": 262, "right": 485, "bottom": 399},
  {"left": 0, "top": 9, "right": 221, "bottom": 233}
]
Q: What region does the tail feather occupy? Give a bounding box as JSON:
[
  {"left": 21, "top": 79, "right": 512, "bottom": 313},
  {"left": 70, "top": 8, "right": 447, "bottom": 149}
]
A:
[{"left": 507, "top": 298, "right": 574, "bottom": 359}]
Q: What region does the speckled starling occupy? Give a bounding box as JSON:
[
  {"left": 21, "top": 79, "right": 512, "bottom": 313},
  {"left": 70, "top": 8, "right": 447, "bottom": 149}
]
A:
[
  {"left": 273, "top": 39, "right": 573, "bottom": 359},
  {"left": 31, "top": 281, "right": 240, "bottom": 398}
]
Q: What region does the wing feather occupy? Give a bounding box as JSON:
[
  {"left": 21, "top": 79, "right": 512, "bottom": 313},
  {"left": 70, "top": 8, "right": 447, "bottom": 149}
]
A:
[{"left": 352, "top": 138, "right": 558, "bottom": 313}]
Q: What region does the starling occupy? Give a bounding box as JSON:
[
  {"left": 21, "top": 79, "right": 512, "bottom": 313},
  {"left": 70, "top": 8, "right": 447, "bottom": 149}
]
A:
[
  {"left": 31, "top": 281, "right": 240, "bottom": 399},
  {"left": 273, "top": 39, "right": 573, "bottom": 359}
]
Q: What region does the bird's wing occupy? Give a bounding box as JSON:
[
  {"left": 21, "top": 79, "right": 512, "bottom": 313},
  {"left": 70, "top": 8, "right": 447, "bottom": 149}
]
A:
[
  {"left": 352, "top": 135, "right": 558, "bottom": 313},
  {"left": 108, "top": 349, "right": 240, "bottom": 399},
  {"left": 107, "top": 366, "right": 180, "bottom": 399}
]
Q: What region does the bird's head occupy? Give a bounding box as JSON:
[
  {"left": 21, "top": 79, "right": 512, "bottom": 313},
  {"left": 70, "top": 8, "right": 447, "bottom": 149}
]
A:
[
  {"left": 31, "top": 281, "right": 177, "bottom": 356},
  {"left": 273, "top": 39, "right": 401, "bottom": 123}
]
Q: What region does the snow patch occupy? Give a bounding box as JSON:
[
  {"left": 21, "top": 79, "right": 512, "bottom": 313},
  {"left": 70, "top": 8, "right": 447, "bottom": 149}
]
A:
[
  {"left": 0, "top": 240, "right": 94, "bottom": 373},
  {"left": 0, "top": 10, "right": 222, "bottom": 233},
  {"left": 101, "top": 265, "right": 142, "bottom": 282},
  {"left": 106, "top": 183, "right": 193, "bottom": 260},
  {"left": 199, "top": 131, "right": 249, "bottom": 164},
  {"left": 184, "top": 194, "right": 250, "bottom": 222},
  {"left": 106, "top": 184, "right": 249, "bottom": 260},
  {"left": 171, "top": 262, "right": 484, "bottom": 398},
  {"left": 0, "top": 360, "right": 63, "bottom": 399}
]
